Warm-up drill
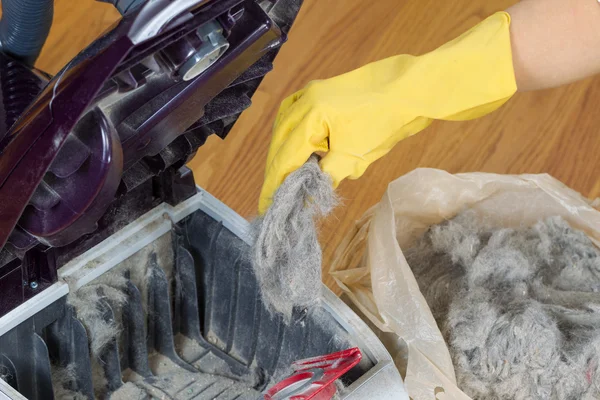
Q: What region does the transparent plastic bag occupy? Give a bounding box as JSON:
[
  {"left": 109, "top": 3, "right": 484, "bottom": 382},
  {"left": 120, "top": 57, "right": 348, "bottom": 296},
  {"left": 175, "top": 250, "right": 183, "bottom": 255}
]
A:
[{"left": 330, "top": 168, "right": 600, "bottom": 400}]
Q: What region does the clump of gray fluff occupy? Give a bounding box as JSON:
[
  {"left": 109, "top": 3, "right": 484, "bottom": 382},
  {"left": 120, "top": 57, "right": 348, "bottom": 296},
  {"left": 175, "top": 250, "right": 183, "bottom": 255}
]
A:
[
  {"left": 0, "top": 365, "right": 11, "bottom": 382},
  {"left": 67, "top": 271, "right": 129, "bottom": 399},
  {"left": 252, "top": 156, "right": 337, "bottom": 322},
  {"left": 405, "top": 210, "right": 600, "bottom": 400},
  {"left": 67, "top": 272, "right": 128, "bottom": 358},
  {"left": 51, "top": 363, "right": 89, "bottom": 400}
]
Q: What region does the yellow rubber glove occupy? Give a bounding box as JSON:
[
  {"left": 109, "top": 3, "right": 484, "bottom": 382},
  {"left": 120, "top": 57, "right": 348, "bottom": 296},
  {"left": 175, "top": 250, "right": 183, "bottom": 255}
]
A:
[{"left": 259, "top": 12, "right": 517, "bottom": 214}]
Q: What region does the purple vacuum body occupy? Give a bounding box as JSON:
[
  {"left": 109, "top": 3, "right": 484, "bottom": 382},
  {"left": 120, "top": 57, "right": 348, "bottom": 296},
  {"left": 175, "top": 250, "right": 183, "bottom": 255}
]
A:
[{"left": 0, "top": 0, "right": 302, "bottom": 317}]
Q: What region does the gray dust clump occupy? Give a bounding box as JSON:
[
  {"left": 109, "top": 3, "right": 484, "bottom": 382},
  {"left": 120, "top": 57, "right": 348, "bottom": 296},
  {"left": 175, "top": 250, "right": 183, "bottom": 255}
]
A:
[
  {"left": 67, "top": 271, "right": 128, "bottom": 358},
  {"left": 109, "top": 382, "right": 147, "bottom": 400},
  {"left": 0, "top": 365, "right": 12, "bottom": 383},
  {"left": 67, "top": 270, "right": 128, "bottom": 399},
  {"left": 51, "top": 363, "right": 89, "bottom": 400},
  {"left": 251, "top": 156, "right": 337, "bottom": 322},
  {"left": 405, "top": 210, "right": 600, "bottom": 399}
]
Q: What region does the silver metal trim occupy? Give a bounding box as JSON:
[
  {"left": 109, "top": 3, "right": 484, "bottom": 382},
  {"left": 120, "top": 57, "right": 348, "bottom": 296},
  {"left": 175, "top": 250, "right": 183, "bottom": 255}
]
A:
[
  {"left": 181, "top": 20, "right": 230, "bottom": 81},
  {"left": 130, "top": 0, "right": 209, "bottom": 45},
  {"left": 0, "top": 379, "right": 26, "bottom": 400},
  {"left": 0, "top": 282, "right": 69, "bottom": 337}
]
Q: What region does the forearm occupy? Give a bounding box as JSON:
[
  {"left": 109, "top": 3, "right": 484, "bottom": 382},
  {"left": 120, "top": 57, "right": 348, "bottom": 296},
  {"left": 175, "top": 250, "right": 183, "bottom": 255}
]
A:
[{"left": 507, "top": 0, "right": 600, "bottom": 91}]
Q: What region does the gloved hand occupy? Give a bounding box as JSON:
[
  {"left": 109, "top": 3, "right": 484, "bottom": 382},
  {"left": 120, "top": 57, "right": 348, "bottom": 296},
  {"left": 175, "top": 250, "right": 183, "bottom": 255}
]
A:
[{"left": 259, "top": 12, "right": 517, "bottom": 214}]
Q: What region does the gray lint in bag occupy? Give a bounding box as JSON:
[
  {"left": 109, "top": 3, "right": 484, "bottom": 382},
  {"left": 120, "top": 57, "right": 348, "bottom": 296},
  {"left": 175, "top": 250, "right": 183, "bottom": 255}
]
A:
[
  {"left": 251, "top": 156, "right": 337, "bottom": 322},
  {"left": 405, "top": 210, "right": 600, "bottom": 400}
]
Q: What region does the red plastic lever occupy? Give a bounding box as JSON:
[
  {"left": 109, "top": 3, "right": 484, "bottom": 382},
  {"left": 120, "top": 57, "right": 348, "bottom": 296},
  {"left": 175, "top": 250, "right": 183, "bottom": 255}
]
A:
[{"left": 264, "top": 347, "right": 362, "bottom": 400}]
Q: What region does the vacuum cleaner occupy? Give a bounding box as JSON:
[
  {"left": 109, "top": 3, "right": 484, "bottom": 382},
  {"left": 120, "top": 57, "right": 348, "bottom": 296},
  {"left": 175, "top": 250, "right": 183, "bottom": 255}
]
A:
[{"left": 0, "top": 1, "right": 407, "bottom": 398}]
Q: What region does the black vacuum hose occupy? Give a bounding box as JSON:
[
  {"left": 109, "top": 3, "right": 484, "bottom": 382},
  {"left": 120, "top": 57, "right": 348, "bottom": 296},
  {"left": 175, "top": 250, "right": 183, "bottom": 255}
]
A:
[{"left": 0, "top": 0, "right": 54, "bottom": 66}]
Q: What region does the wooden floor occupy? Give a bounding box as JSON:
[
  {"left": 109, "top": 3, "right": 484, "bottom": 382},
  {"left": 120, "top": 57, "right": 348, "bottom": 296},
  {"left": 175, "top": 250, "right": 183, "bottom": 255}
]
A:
[{"left": 38, "top": 0, "right": 600, "bottom": 290}]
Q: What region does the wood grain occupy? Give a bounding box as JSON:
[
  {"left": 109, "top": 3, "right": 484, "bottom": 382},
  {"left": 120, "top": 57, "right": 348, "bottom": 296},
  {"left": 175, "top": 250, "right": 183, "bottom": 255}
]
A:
[
  {"left": 36, "top": 0, "right": 600, "bottom": 291},
  {"left": 33, "top": 0, "right": 121, "bottom": 75}
]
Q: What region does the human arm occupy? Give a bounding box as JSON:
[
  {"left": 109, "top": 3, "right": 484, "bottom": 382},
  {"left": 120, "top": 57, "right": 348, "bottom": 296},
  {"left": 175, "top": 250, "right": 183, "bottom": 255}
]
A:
[
  {"left": 258, "top": 1, "right": 600, "bottom": 214},
  {"left": 508, "top": 0, "right": 600, "bottom": 91}
]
